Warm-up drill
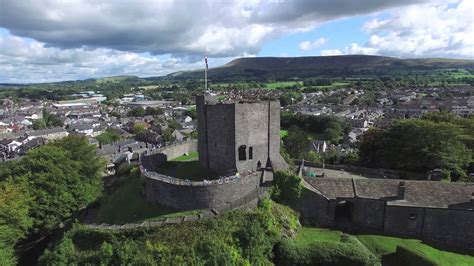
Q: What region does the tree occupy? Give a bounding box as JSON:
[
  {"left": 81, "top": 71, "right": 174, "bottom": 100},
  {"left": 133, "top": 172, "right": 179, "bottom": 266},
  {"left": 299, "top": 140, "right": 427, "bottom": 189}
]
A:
[
  {"left": 283, "top": 126, "right": 310, "bottom": 159},
  {"left": 359, "top": 119, "right": 472, "bottom": 180},
  {"left": 96, "top": 128, "right": 121, "bottom": 144},
  {"left": 32, "top": 109, "right": 63, "bottom": 129},
  {"left": 132, "top": 122, "right": 147, "bottom": 134},
  {"left": 271, "top": 171, "right": 303, "bottom": 204},
  {"left": 127, "top": 107, "right": 145, "bottom": 117},
  {"left": 145, "top": 107, "right": 164, "bottom": 116},
  {"left": 0, "top": 135, "right": 104, "bottom": 262}
]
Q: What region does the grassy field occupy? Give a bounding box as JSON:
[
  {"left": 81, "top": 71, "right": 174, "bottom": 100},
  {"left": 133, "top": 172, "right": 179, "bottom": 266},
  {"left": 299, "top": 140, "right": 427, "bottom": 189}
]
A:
[
  {"left": 171, "top": 151, "right": 198, "bottom": 161},
  {"left": 313, "top": 81, "right": 351, "bottom": 89},
  {"left": 295, "top": 227, "right": 342, "bottom": 244},
  {"left": 265, "top": 81, "right": 303, "bottom": 89},
  {"left": 358, "top": 234, "right": 474, "bottom": 266},
  {"left": 158, "top": 151, "right": 219, "bottom": 180},
  {"left": 295, "top": 227, "right": 474, "bottom": 266},
  {"left": 96, "top": 173, "right": 182, "bottom": 224}
]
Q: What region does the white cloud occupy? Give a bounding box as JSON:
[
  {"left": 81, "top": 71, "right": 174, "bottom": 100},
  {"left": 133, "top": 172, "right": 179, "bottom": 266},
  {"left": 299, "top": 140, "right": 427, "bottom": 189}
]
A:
[
  {"left": 329, "top": 0, "right": 474, "bottom": 58},
  {"left": 298, "top": 37, "right": 328, "bottom": 51},
  {"left": 0, "top": 0, "right": 426, "bottom": 58},
  {"left": 320, "top": 49, "right": 343, "bottom": 56},
  {"left": 0, "top": 0, "right": 468, "bottom": 82}
]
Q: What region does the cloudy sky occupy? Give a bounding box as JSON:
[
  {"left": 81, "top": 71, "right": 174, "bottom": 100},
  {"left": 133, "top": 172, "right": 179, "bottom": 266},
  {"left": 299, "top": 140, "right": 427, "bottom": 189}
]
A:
[{"left": 0, "top": 0, "right": 473, "bottom": 83}]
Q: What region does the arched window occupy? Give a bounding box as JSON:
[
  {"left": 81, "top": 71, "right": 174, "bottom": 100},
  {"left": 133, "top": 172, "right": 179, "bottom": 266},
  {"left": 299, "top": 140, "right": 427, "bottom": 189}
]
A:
[
  {"left": 249, "top": 147, "right": 253, "bottom": 160},
  {"left": 238, "top": 145, "right": 246, "bottom": 161}
]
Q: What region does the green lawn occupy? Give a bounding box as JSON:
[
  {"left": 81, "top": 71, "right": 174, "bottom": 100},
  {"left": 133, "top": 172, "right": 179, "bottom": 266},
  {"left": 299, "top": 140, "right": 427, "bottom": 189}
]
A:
[
  {"left": 295, "top": 227, "right": 342, "bottom": 245},
  {"left": 171, "top": 151, "right": 199, "bottom": 162},
  {"left": 158, "top": 152, "right": 219, "bottom": 181},
  {"left": 96, "top": 173, "right": 190, "bottom": 224},
  {"left": 294, "top": 227, "right": 474, "bottom": 266},
  {"left": 265, "top": 81, "right": 303, "bottom": 89},
  {"left": 358, "top": 234, "right": 474, "bottom": 266}
]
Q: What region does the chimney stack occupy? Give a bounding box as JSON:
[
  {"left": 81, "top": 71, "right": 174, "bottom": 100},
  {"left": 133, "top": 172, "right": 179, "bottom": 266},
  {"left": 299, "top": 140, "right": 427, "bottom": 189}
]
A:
[{"left": 398, "top": 181, "right": 406, "bottom": 199}]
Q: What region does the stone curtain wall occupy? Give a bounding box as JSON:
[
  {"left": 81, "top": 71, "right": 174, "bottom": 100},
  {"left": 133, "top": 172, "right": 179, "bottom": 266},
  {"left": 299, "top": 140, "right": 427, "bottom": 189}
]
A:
[
  {"left": 142, "top": 170, "right": 261, "bottom": 211},
  {"left": 298, "top": 186, "right": 474, "bottom": 251},
  {"left": 141, "top": 140, "right": 198, "bottom": 170}
]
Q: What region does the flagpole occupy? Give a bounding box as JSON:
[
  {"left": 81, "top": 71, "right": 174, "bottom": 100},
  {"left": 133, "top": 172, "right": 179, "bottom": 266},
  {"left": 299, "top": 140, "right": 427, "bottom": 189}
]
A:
[{"left": 204, "top": 54, "right": 208, "bottom": 92}]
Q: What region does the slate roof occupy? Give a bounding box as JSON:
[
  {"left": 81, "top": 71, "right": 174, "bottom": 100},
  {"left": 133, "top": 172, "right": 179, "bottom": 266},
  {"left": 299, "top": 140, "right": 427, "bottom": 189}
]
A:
[
  {"left": 388, "top": 181, "right": 474, "bottom": 209},
  {"left": 305, "top": 178, "right": 355, "bottom": 199},
  {"left": 354, "top": 179, "right": 400, "bottom": 199},
  {"left": 27, "top": 127, "right": 66, "bottom": 137},
  {"left": 305, "top": 177, "right": 474, "bottom": 210}
]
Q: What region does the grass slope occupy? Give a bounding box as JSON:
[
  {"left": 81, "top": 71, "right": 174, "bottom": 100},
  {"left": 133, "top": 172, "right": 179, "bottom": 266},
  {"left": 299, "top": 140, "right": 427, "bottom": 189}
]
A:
[
  {"left": 158, "top": 151, "right": 219, "bottom": 180},
  {"left": 358, "top": 234, "right": 474, "bottom": 266},
  {"left": 293, "top": 228, "right": 474, "bottom": 266},
  {"left": 96, "top": 171, "right": 193, "bottom": 224}
]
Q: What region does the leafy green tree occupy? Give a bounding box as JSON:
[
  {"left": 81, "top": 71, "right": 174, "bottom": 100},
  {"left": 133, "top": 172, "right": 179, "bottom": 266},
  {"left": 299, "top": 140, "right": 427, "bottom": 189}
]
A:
[
  {"left": 32, "top": 109, "right": 63, "bottom": 129},
  {"left": 183, "top": 107, "right": 197, "bottom": 119},
  {"left": 359, "top": 119, "right": 472, "bottom": 180},
  {"left": 132, "top": 122, "right": 147, "bottom": 134},
  {"left": 272, "top": 171, "right": 303, "bottom": 204},
  {"left": 145, "top": 107, "right": 164, "bottom": 116},
  {"left": 95, "top": 128, "right": 121, "bottom": 144},
  {"left": 283, "top": 126, "right": 310, "bottom": 158},
  {"left": 0, "top": 135, "right": 104, "bottom": 263},
  {"left": 0, "top": 180, "right": 32, "bottom": 246},
  {"left": 127, "top": 107, "right": 146, "bottom": 117}
]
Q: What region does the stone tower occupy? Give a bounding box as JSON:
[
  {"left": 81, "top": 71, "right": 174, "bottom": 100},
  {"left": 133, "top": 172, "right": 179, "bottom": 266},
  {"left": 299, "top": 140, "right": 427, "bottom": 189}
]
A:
[{"left": 196, "top": 94, "right": 288, "bottom": 175}]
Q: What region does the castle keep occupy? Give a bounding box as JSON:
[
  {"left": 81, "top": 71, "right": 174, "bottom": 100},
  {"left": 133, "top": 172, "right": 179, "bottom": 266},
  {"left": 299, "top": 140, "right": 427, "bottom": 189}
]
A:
[
  {"left": 196, "top": 94, "right": 287, "bottom": 175},
  {"left": 141, "top": 94, "right": 287, "bottom": 211}
]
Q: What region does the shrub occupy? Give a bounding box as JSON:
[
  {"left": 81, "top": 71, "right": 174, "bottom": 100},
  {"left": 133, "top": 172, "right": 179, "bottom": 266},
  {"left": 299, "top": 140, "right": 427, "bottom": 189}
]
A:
[
  {"left": 275, "top": 237, "right": 379, "bottom": 266},
  {"left": 272, "top": 171, "right": 303, "bottom": 205}
]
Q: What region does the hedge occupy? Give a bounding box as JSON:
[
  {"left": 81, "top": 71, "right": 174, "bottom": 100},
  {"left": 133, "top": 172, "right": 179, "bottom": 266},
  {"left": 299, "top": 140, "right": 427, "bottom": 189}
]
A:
[
  {"left": 275, "top": 235, "right": 379, "bottom": 266},
  {"left": 394, "top": 245, "right": 438, "bottom": 266}
]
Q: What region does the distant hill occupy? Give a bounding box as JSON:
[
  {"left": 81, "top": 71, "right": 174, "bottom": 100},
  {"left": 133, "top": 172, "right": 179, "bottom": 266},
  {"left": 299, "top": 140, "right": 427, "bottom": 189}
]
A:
[{"left": 166, "top": 55, "right": 474, "bottom": 81}]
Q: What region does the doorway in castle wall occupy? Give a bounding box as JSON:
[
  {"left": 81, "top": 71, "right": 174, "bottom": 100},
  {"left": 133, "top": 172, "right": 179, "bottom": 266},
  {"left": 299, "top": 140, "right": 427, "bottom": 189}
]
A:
[
  {"left": 257, "top": 161, "right": 262, "bottom": 170},
  {"left": 334, "top": 200, "right": 354, "bottom": 229}
]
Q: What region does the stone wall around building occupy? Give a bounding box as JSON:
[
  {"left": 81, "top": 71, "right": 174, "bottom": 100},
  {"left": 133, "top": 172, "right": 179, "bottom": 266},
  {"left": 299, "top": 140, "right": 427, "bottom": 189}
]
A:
[
  {"left": 143, "top": 171, "right": 261, "bottom": 211},
  {"left": 298, "top": 188, "right": 474, "bottom": 251}
]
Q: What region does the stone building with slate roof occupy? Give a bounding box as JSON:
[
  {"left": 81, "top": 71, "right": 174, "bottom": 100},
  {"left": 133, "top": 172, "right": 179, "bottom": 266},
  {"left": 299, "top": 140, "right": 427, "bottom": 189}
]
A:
[{"left": 299, "top": 177, "right": 474, "bottom": 250}]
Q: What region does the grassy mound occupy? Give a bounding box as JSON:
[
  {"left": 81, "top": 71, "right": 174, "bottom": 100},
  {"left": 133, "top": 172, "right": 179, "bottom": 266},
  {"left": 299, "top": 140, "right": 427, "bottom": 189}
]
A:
[
  {"left": 96, "top": 168, "right": 196, "bottom": 224},
  {"left": 40, "top": 201, "right": 300, "bottom": 265},
  {"left": 358, "top": 234, "right": 474, "bottom": 266},
  {"left": 276, "top": 228, "right": 379, "bottom": 265}
]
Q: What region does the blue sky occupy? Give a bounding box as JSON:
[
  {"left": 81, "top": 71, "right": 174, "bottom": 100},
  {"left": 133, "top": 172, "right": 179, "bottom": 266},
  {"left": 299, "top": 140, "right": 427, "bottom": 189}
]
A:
[
  {"left": 0, "top": 0, "right": 472, "bottom": 83},
  {"left": 260, "top": 16, "right": 370, "bottom": 57}
]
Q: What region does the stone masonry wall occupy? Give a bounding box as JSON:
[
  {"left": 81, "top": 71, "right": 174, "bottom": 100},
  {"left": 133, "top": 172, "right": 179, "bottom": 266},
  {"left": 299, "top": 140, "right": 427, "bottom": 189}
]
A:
[
  {"left": 143, "top": 171, "right": 261, "bottom": 211},
  {"left": 352, "top": 198, "right": 385, "bottom": 231},
  {"left": 422, "top": 208, "right": 474, "bottom": 250},
  {"left": 235, "top": 102, "right": 270, "bottom": 173}
]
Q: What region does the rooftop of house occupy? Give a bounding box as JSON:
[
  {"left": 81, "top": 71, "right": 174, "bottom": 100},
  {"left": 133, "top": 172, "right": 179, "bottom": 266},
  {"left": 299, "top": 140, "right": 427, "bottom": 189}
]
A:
[
  {"left": 305, "top": 177, "right": 474, "bottom": 210},
  {"left": 26, "top": 127, "right": 67, "bottom": 136}
]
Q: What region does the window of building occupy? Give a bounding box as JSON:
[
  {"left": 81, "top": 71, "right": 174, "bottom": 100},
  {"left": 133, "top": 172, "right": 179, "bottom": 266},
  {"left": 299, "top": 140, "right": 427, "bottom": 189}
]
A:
[
  {"left": 249, "top": 147, "right": 253, "bottom": 160},
  {"left": 238, "top": 145, "right": 246, "bottom": 161},
  {"left": 409, "top": 213, "right": 417, "bottom": 220}
]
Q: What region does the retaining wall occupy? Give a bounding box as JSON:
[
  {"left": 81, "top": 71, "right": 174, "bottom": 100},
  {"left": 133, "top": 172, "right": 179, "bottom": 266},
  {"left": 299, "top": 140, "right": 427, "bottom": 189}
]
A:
[{"left": 142, "top": 170, "right": 261, "bottom": 211}]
